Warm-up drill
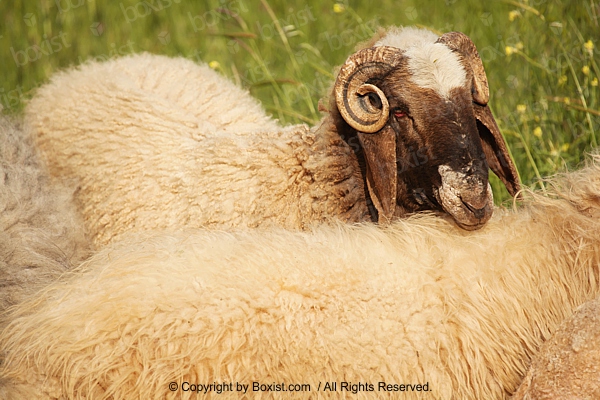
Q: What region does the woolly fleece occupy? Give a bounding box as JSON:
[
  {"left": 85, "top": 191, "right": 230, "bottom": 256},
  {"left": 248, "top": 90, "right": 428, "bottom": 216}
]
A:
[
  {"left": 0, "top": 116, "right": 90, "bottom": 322},
  {"left": 25, "top": 53, "right": 368, "bottom": 247},
  {"left": 2, "top": 156, "right": 600, "bottom": 399}
]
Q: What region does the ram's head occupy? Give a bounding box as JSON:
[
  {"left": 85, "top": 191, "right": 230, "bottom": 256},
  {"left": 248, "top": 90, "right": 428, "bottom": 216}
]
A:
[{"left": 334, "top": 29, "right": 520, "bottom": 230}]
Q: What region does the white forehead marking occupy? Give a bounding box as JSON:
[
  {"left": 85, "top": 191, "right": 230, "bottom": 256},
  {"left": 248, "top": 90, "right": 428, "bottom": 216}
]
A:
[
  {"left": 375, "top": 27, "right": 467, "bottom": 98},
  {"left": 375, "top": 26, "right": 438, "bottom": 49}
]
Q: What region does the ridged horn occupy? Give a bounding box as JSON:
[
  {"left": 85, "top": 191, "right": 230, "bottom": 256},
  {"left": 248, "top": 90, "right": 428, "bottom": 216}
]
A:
[
  {"left": 334, "top": 46, "right": 405, "bottom": 133},
  {"left": 436, "top": 31, "right": 490, "bottom": 105}
]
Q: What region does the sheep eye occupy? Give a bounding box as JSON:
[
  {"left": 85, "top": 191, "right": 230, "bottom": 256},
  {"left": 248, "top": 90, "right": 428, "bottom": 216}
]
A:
[{"left": 394, "top": 110, "right": 407, "bottom": 119}]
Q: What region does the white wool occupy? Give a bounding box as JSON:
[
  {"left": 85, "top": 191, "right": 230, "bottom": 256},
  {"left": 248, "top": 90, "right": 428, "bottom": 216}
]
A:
[
  {"left": 375, "top": 26, "right": 439, "bottom": 49},
  {"left": 405, "top": 43, "right": 467, "bottom": 98},
  {"left": 376, "top": 26, "right": 467, "bottom": 98}
]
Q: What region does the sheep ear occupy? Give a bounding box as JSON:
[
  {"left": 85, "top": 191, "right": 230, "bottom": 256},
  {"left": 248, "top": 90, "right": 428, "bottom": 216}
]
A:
[
  {"left": 357, "top": 127, "right": 397, "bottom": 222},
  {"left": 474, "top": 103, "right": 521, "bottom": 197}
]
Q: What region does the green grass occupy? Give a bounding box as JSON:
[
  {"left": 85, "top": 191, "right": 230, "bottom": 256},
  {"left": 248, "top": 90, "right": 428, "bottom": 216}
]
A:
[{"left": 1, "top": 0, "right": 598, "bottom": 203}]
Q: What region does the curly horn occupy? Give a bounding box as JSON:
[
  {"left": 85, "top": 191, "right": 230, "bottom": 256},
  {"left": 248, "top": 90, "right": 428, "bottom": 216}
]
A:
[{"left": 334, "top": 46, "right": 405, "bottom": 133}]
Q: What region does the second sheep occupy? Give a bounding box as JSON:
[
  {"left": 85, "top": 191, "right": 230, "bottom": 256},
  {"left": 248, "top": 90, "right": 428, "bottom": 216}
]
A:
[{"left": 26, "top": 27, "right": 520, "bottom": 246}]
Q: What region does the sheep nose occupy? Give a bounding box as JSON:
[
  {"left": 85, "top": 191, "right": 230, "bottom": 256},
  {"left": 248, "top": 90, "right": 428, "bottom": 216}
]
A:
[
  {"left": 461, "top": 197, "right": 488, "bottom": 220},
  {"left": 459, "top": 181, "right": 490, "bottom": 211},
  {"left": 437, "top": 164, "right": 494, "bottom": 230}
]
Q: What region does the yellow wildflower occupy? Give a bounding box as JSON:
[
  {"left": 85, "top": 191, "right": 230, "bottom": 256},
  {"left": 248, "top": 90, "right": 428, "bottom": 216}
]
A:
[
  {"left": 515, "top": 42, "right": 524, "bottom": 50},
  {"left": 592, "top": 78, "right": 599, "bottom": 87},
  {"left": 558, "top": 75, "right": 568, "bottom": 86},
  {"left": 533, "top": 127, "right": 542, "bottom": 138},
  {"left": 517, "top": 104, "right": 527, "bottom": 113},
  {"left": 584, "top": 40, "right": 594, "bottom": 52},
  {"left": 561, "top": 143, "right": 570, "bottom": 152},
  {"left": 333, "top": 3, "right": 345, "bottom": 13},
  {"left": 505, "top": 46, "right": 516, "bottom": 56},
  {"left": 582, "top": 66, "right": 590, "bottom": 75},
  {"left": 208, "top": 61, "right": 220, "bottom": 70},
  {"left": 509, "top": 10, "right": 521, "bottom": 21}
]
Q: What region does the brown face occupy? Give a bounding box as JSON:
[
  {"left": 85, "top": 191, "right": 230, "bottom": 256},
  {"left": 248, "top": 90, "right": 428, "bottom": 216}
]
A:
[
  {"left": 383, "top": 81, "right": 494, "bottom": 229},
  {"left": 334, "top": 33, "right": 521, "bottom": 230}
]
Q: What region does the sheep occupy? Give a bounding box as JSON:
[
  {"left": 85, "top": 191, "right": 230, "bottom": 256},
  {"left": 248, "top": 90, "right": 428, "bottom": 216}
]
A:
[
  {"left": 25, "top": 26, "right": 520, "bottom": 247},
  {"left": 0, "top": 115, "right": 90, "bottom": 325},
  {"left": 1, "top": 155, "right": 599, "bottom": 400},
  {"left": 511, "top": 297, "right": 600, "bottom": 399}
]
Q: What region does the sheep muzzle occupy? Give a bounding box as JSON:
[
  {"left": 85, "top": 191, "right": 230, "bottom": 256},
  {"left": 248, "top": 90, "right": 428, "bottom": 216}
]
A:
[{"left": 436, "top": 164, "right": 493, "bottom": 230}]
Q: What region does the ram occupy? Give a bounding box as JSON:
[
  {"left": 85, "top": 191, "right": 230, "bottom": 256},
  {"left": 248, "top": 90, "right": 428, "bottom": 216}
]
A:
[
  {"left": 0, "top": 116, "right": 90, "bottom": 325},
  {"left": 1, "top": 154, "right": 599, "bottom": 400},
  {"left": 25, "top": 27, "right": 520, "bottom": 246}
]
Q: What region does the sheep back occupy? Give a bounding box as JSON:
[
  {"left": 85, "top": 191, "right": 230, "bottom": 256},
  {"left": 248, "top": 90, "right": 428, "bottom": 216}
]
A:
[
  {"left": 2, "top": 157, "right": 600, "bottom": 399},
  {"left": 26, "top": 53, "right": 368, "bottom": 246}
]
